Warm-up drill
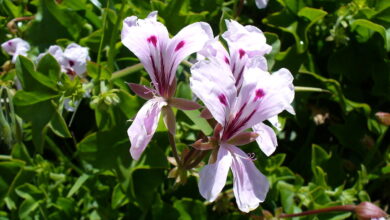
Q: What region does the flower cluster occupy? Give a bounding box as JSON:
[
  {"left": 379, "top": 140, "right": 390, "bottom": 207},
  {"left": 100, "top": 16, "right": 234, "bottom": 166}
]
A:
[
  {"left": 1, "top": 39, "right": 91, "bottom": 111},
  {"left": 37, "top": 43, "right": 90, "bottom": 78},
  {"left": 1, "top": 10, "right": 295, "bottom": 214},
  {"left": 121, "top": 12, "right": 294, "bottom": 212},
  {"left": 1, "top": 38, "right": 30, "bottom": 63},
  {"left": 1, "top": 39, "right": 90, "bottom": 78}
]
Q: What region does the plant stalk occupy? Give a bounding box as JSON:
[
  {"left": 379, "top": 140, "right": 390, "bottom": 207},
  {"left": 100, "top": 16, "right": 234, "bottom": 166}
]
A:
[
  {"left": 279, "top": 205, "right": 356, "bottom": 218},
  {"left": 168, "top": 132, "right": 181, "bottom": 167},
  {"left": 110, "top": 63, "right": 144, "bottom": 80}
]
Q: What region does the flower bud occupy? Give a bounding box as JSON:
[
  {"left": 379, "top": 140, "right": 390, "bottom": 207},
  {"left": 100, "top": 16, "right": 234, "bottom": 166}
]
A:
[
  {"left": 375, "top": 112, "right": 390, "bottom": 126},
  {"left": 355, "top": 202, "right": 387, "bottom": 220}
]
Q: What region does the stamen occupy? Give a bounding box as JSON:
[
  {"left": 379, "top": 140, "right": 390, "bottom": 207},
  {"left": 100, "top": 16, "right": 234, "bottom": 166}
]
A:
[
  {"left": 66, "top": 68, "right": 76, "bottom": 76},
  {"left": 247, "top": 152, "right": 257, "bottom": 161},
  {"left": 144, "top": 84, "right": 159, "bottom": 98}
]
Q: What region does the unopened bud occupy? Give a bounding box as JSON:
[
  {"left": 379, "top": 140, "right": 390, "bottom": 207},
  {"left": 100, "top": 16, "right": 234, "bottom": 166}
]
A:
[
  {"left": 190, "top": 139, "right": 215, "bottom": 151},
  {"left": 355, "top": 202, "right": 387, "bottom": 220},
  {"left": 375, "top": 112, "right": 390, "bottom": 126}
]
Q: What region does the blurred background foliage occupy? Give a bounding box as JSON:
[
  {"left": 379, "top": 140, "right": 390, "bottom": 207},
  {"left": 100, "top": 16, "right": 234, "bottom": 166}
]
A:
[{"left": 0, "top": 0, "right": 389, "bottom": 219}]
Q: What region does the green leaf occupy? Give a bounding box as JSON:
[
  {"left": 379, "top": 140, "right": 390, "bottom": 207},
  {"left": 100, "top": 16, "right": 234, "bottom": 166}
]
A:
[
  {"left": 182, "top": 110, "right": 212, "bottom": 135},
  {"left": 131, "top": 168, "right": 164, "bottom": 210},
  {"left": 77, "top": 126, "right": 131, "bottom": 170},
  {"left": 25, "top": 0, "right": 85, "bottom": 46},
  {"left": 37, "top": 53, "right": 61, "bottom": 83},
  {"left": 351, "top": 19, "right": 388, "bottom": 50},
  {"left": 86, "top": 61, "right": 111, "bottom": 80},
  {"left": 15, "top": 100, "right": 56, "bottom": 153},
  {"left": 15, "top": 183, "right": 43, "bottom": 200},
  {"left": 15, "top": 56, "right": 58, "bottom": 92},
  {"left": 13, "top": 91, "right": 59, "bottom": 106},
  {"left": 116, "top": 90, "right": 139, "bottom": 119},
  {"left": 263, "top": 7, "right": 327, "bottom": 53},
  {"left": 66, "top": 174, "right": 89, "bottom": 198},
  {"left": 49, "top": 107, "right": 72, "bottom": 138},
  {"left": 18, "top": 197, "right": 40, "bottom": 219},
  {"left": 265, "top": 32, "right": 281, "bottom": 70},
  {"left": 111, "top": 184, "right": 128, "bottom": 209},
  {"left": 311, "top": 144, "right": 331, "bottom": 186},
  {"left": 152, "top": 194, "right": 179, "bottom": 220},
  {"left": 173, "top": 198, "right": 207, "bottom": 220}
]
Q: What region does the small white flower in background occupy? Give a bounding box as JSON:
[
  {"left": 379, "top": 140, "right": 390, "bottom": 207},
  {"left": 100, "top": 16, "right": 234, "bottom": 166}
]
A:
[
  {"left": 255, "top": 0, "right": 269, "bottom": 9},
  {"left": 1, "top": 38, "right": 30, "bottom": 63},
  {"left": 62, "top": 43, "right": 90, "bottom": 76},
  {"left": 38, "top": 43, "right": 90, "bottom": 77}
]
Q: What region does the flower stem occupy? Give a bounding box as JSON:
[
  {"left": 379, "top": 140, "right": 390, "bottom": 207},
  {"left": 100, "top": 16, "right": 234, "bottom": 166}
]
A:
[
  {"left": 294, "top": 86, "right": 330, "bottom": 93},
  {"left": 168, "top": 132, "right": 182, "bottom": 167},
  {"left": 279, "top": 205, "right": 356, "bottom": 218},
  {"left": 110, "top": 63, "right": 144, "bottom": 80}
]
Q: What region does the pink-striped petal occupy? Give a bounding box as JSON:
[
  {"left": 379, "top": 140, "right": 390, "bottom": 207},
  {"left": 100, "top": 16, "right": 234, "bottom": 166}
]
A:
[
  {"left": 252, "top": 123, "right": 278, "bottom": 156},
  {"left": 121, "top": 11, "right": 170, "bottom": 94},
  {"left": 229, "top": 145, "right": 269, "bottom": 213},
  {"left": 167, "top": 22, "right": 213, "bottom": 84},
  {"left": 198, "top": 144, "right": 232, "bottom": 202},
  {"left": 127, "top": 98, "right": 166, "bottom": 160},
  {"left": 190, "top": 58, "right": 237, "bottom": 125},
  {"left": 223, "top": 20, "right": 271, "bottom": 58}
]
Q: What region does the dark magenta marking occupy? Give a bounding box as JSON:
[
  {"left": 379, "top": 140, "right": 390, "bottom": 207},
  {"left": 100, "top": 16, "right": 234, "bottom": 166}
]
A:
[
  {"left": 253, "top": 89, "right": 265, "bottom": 102},
  {"left": 68, "top": 60, "right": 75, "bottom": 67},
  {"left": 224, "top": 56, "right": 230, "bottom": 64},
  {"left": 175, "top": 41, "right": 185, "bottom": 52},
  {"left": 239, "top": 49, "right": 245, "bottom": 59},
  {"left": 147, "top": 35, "right": 157, "bottom": 47},
  {"left": 218, "top": 94, "right": 228, "bottom": 106}
]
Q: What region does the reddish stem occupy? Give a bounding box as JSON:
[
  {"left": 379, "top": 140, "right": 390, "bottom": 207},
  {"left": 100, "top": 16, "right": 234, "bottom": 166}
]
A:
[{"left": 279, "top": 205, "right": 356, "bottom": 218}]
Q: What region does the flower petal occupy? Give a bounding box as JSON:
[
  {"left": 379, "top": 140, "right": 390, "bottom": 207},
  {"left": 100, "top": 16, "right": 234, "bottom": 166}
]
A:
[
  {"left": 230, "top": 66, "right": 294, "bottom": 133},
  {"left": 229, "top": 146, "right": 269, "bottom": 213},
  {"left": 121, "top": 11, "right": 170, "bottom": 95},
  {"left": 251, "top": 67, "right": 295, "bottom": 122},
  {"left": 63, "top": 43, "right": 90, "bottom": 75},
  {"left": 255, "top": 0, "right": 269, "bottom": 9},
  {"left": 199, "top": 144, "right": 232, "bottom": 202},
  {"left": 223, "top": 20, "right": 271, "bottom": 57},
  {"left": 167, "top": 22, "right": 213, "bottom": 84},
  {"left": 1, "top": 38, "right": 30, "bottom": 63},
  {"left": 37, "top": 45, "right": 64, "bottom": 65},
  {"left": 127, "top": 98, "right": 166, "bottom": 160},
  {"left": 252, "top": 123, "right": 277, "bottom": 156},
  {"left": 197, "top": 38, "right": 230, "bottom": 66},
  {"left": 190, "top": 58, "right": 237, "bottom": 125}
]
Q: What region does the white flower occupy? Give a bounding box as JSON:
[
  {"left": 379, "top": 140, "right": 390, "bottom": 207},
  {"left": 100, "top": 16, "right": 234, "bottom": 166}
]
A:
[{"left": 1, "top": 38, "right": 30, "bottom": 63}]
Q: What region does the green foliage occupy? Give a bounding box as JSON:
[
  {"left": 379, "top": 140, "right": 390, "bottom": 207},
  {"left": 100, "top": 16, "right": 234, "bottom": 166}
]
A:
[{"left": 0, "top": 0, "right": 389, "bottom": 219}]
